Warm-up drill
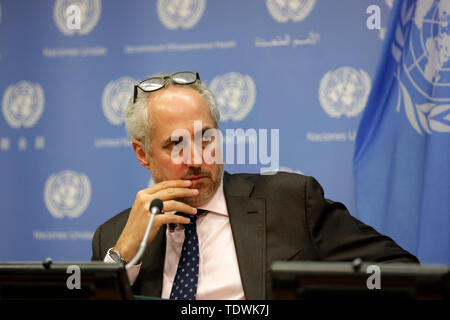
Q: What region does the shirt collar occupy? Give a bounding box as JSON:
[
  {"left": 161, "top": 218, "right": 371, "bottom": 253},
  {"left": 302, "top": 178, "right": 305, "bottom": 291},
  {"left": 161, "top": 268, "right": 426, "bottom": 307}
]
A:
[{"left": 197, "top": 179, "right": 228, "bottom": 216}]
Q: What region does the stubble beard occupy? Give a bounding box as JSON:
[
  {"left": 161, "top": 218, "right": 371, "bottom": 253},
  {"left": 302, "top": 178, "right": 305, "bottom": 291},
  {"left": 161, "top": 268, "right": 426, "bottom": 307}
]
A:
[{"left": 150, "top": 163, "right": 224, "bottom": 208}]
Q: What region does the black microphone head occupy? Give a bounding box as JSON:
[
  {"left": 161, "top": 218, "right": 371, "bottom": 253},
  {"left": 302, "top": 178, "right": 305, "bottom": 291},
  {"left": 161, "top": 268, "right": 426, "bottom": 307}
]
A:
[{"left": 150, "top": 198, "right": 163, "bottom": 214}]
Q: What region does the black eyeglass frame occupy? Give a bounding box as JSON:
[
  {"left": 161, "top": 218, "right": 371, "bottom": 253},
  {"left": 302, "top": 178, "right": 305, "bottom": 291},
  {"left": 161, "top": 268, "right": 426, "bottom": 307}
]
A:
[{"left": 133, "top": 71, "right": 200, "bottom": 103}]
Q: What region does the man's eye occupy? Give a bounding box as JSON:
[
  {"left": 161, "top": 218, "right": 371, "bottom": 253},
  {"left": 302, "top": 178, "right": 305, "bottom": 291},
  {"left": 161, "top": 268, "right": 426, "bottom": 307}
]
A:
[
  {"left": 170, "top": 141, "right": 185, "bottom": 150},
  {"left": 174, "top": 136, "right": 184, "bottom": 143},
  {"left": 203, "top": 134, "right": 215, "bottom": 143},
  {"left": 174, "top": 140, "right": 184, "bottom": 146},
  {"left": 166, "top": 137, "right": 184, "bottom": 149}
]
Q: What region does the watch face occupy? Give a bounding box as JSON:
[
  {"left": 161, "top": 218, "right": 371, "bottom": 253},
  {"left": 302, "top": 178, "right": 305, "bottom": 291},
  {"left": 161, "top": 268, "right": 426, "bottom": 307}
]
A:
[{"left": 110, "top": 250, "right": 122, "bottom": 263}]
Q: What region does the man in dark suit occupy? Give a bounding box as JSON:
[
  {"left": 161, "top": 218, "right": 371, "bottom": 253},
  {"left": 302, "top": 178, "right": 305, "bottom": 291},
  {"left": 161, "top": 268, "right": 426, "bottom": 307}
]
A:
[{"left": 92, "top": 71, "right": 418, "bottom": 300}]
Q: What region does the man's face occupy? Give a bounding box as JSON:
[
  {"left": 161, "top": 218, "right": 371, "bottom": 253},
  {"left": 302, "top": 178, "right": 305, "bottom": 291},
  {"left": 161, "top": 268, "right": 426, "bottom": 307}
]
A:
[{"left": 146, "top": 85, "right": 223, "bottom": 207}]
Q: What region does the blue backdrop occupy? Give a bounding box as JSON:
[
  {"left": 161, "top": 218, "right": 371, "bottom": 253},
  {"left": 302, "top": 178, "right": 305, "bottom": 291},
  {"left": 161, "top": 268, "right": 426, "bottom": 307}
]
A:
[{"left": 1, "top": 0, "right": 428, "bottom": 263}]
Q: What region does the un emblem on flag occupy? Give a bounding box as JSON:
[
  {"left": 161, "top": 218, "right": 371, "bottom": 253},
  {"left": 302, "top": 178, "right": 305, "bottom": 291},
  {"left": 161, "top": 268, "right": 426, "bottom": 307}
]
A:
[
  {"left": 318, "top": 67, "right": 371, "bottom": 118},
  {"left": 210, "top": 72, "right": 256, "bottom": 122},
  {"left": 157, "top": 0, "right": 206, "bottom": 30},
  {"left": 54, "top": 0, "right": 101, "bottom": 36},
  {"left": 102, "top": 77, "right": 136, "bottom": 126},
  {"left": 2, "top": 81, "right": 45, "bottom": 129},
  {"left": 392, "top": 0, "right": 450, "bottom": 134},
  {"left": 266, "top": 0, "right": 316, "bottom": 23},
  {"left": 44, "top": 170, "right": 91, "bottom": 219}
]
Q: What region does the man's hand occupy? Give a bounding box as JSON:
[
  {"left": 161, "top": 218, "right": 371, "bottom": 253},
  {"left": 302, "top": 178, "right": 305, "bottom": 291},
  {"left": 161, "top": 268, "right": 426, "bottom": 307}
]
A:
[{"left": 114, "top": 180, "right": 199, "bottom": 262}]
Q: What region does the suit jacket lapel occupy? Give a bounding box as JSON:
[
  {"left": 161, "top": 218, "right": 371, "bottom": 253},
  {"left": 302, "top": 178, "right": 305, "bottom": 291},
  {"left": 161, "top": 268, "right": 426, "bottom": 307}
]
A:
[{"left": 223, "top": 172, "right": 267, "bottom": 300}]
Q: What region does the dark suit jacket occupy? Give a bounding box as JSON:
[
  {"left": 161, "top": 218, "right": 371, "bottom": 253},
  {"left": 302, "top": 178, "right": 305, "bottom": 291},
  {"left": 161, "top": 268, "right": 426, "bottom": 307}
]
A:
[{"left": 91, "top": 172, "right": 418, "bottom": 299}]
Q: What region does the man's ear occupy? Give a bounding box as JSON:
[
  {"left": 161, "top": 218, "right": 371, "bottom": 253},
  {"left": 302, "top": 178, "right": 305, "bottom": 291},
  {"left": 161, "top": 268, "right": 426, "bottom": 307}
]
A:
[{"left": 132, "top": 140, "right": 150, "bottom": 169}]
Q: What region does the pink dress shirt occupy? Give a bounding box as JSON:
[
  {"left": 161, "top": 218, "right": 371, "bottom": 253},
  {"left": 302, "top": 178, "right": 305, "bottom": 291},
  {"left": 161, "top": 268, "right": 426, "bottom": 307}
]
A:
[{"left": 105, "top": 180, "right": 246, "bottom": 300}]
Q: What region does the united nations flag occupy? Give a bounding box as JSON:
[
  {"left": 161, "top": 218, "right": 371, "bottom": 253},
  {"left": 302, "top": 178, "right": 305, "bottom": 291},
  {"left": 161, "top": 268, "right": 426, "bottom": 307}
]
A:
[{"left": 354, "top": 0, "right": 450, "bottom": 264}]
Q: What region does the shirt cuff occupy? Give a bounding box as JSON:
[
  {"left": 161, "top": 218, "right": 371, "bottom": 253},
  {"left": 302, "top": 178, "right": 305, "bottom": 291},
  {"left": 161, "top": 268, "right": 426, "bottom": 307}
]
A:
[{"left": 104, "top": 248, "right": 141, "bottom": 286}]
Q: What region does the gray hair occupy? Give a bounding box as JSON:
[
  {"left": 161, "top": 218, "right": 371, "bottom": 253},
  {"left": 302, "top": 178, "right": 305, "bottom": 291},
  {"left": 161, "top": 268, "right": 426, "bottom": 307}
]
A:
[{"left": 125, "top": 72, "right": 220, "bottom": 155}]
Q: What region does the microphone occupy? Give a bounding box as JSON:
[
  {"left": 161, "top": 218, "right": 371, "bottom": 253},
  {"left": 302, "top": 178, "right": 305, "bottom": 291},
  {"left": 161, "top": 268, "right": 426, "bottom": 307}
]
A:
[
  {"left": 150, "top": 198, "right": 163, "bottom": 215},
  {"left": 126, "top": 199, "right": 163, "bottom": 269}
]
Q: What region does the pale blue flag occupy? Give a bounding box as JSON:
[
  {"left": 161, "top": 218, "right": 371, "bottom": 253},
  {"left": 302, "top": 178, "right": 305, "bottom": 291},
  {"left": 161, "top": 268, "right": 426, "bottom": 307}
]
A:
[{"left": 354, "top": 0, "right": 450, "bottom": 264}]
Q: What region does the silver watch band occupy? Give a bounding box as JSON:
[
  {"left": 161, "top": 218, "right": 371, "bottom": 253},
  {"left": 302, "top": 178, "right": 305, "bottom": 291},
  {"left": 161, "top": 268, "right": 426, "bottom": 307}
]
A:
[{"left": 109, "top": 249, "right": 127, "bottom": 264}]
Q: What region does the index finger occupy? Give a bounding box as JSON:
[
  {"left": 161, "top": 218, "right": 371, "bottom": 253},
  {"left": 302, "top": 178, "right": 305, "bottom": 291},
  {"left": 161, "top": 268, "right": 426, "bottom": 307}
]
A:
[{"left": 144, "top": 180, "right": 193, "bottom": 194}]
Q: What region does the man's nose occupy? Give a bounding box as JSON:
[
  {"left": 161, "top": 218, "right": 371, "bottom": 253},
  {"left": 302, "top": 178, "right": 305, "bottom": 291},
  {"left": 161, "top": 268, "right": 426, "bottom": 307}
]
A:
[{"left": 187, "top": 140, "right": 203, "bottom": 167}]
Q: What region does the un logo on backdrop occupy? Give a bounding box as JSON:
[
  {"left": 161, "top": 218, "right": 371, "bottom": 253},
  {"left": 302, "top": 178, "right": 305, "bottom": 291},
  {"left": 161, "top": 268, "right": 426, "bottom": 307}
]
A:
[
  {"left": 318, "top": 67, "right": 371, "bottom": 118},
  {"left": 157, "top": 0, "right": 206, "bottom": 30},
  {"left": 2, "top": 81, "right": 45, "bottom": 128},
  {"left": 54, "top": 0, "right": 101, "bottom": 35},
  {"left": 102, "top": 77, "right": 136, "bottom": 126},
  {"left": 44, "top": 170, "right": 91, "bottom": 219},
  {"left": 210, "top": 72, "right": 256, "bottom": 121},
  {"left": 266, "top": 0, "right": 316, "bottom": 23},
  {"left": 392, "top": 0, "right": 450, "bottom": 134}
]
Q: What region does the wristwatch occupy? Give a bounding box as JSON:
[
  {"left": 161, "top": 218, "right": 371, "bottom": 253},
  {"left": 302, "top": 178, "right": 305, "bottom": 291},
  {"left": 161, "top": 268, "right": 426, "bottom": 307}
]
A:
[{"left": 109, "top": 249, "right": 128, "bottom": 264}]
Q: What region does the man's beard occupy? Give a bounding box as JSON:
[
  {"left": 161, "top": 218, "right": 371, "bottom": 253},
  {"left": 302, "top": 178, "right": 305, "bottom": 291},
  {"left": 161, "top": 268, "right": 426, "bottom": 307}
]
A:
[{"left": 151, "top": 164, "right": 224, "bottom": 207}]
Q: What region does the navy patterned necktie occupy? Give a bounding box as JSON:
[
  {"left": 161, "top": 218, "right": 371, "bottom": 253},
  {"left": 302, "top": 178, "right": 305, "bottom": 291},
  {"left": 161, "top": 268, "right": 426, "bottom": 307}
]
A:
[{"left": 170, "top": 209, "right": 207, "bottom": 300}]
